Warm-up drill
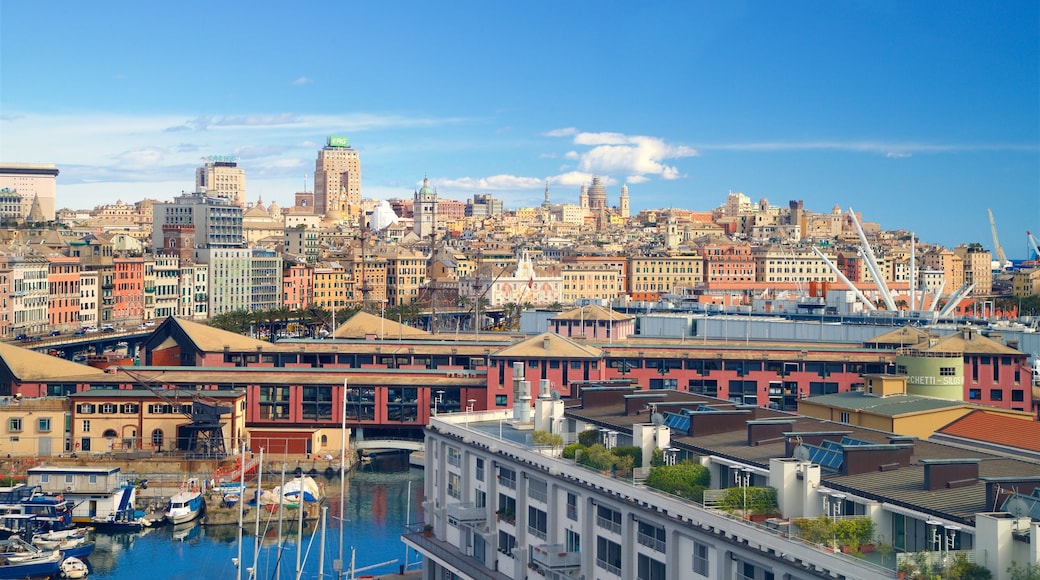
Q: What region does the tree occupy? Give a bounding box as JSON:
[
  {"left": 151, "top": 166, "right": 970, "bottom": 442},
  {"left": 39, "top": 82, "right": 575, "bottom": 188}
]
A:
[
  {"left": 531, "top": 430, "right": 563, "bottom": 448},
  {"left": 1008, "top": 563, "right": 1040, "bottom": 580}
]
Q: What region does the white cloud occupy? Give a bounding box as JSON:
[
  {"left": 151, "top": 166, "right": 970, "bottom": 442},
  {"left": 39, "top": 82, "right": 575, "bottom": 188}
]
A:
[
  {"left": 291, "top": 77, "right": 313, "bottom": 85},
  {"left": 437, "top": 174, "right": 545, "bottom": 191},
  {"left": 542, "top": 127, "right": 578, "bottom": 137},
  {"left": 626, "top": 175, "right": 650, "bottom": 184},
  {"left": 885, "top": 151, "right": 912, "bottom": 158},
  {"left": 546, "top": 129, "right": 697, "bottom": 184}
]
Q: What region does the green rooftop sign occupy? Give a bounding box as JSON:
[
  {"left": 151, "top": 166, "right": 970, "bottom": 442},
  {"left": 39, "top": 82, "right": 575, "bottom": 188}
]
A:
[{"left": 327, "top": 136, "right": 349, "bottom": 147}]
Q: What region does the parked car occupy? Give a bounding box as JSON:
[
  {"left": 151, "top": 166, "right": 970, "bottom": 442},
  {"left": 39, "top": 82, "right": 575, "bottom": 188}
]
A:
[
  {"left": 49, "top": 330, "right": 61, "bottom": 336},
  {"left": 144, "top": 320, "right": 156, "bottom": 327},
  {"left": 102, "top": 327, "right": 116, "bottom": 333},
  {"left": 73, "top": 330, "right": 86, "bottom": 337},
  {"left": 14, "top": 334, "right": 27, "bottom": 341},
  {"left": 82, "top": 326, "right": 98, "bottom": 333}
]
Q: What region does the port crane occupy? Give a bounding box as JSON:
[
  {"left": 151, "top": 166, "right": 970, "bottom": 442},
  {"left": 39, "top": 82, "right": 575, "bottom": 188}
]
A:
[
  {"left": 116, "top": 368, "right": 233, "bottom": 458},
  {"left": 1028, "top": 231, "right": 1040, "bottom": 263},
  {"left": 988, "top": 209, "right": 1012, "bottom": 270}
]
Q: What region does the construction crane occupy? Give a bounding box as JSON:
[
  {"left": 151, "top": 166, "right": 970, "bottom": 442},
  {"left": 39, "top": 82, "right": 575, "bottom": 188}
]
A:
[
  {"left": 117, "top": 368, "right": 233, "bottom": 458},
  {"left": 988, "top": 209, "right": 1011, "bottom": 270},
  {"left": 1028, "top": 231, "right": 1040, "bottom": 263}
]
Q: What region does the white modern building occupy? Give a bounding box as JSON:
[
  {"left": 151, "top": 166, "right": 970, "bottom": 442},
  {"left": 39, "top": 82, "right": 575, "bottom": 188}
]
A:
[{"left": 407, "top": 370, "right": 1040, "bottom": 580}]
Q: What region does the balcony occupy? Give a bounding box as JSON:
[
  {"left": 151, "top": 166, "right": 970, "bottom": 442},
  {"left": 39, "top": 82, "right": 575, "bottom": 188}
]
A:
[
  {"left": 446, "top": 502, "right": 486, "bottom": 523},
  {"left": 637, "top": 531, "right": 666, "bottom": 553},
  {"left": 531, "top": 544, "right": 580, "bottom": 570}
]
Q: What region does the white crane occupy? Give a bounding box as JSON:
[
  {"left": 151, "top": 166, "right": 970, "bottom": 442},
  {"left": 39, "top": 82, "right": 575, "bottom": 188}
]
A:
[
  {"left": 1028, "top": 231, "right": 1040, "bottom": 262},
  {"left": 988, "top": 209, "right": 1011, "bottom": 270}
]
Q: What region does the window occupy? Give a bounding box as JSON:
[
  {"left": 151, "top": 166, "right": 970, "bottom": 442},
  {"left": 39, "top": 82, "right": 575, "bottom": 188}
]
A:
[
  {"left": 1012, "top": 390, "right": 1025, "bottom": 402},
  {"left": 638, "top": 554, "right": 666, "bottom": 580},
  {"left": 301, "top": 386, "right": 333, "bottom": 421},
  {"left": 37, "top": 418, "right": 50, "bottom": 432},
  {"left": 498, "top": 467, "right": 516, "bottom": 490},
  {"left": 101, "top": 404, "right": 116, "bottom": 414},
  {"left": 839, "top": 412, "right": 850, "bottom": 423},
  {"left": 990, "top": 389, "right": 1003, "bottom": 401},
  {"left": 637, "top": 521, "right": 666, "bottom": 552},
  {"left": 498, "top": 530, "right": 516, "bottom": 556},
  {"left": 597, "top": 505, "right": 622, "bottom": 534},
  {"left": 447, "top": 472, "right": 461, "bottom": 499},
  {"left": 528, "top": 506, "right": 548, "bottom": 540},
  {"left": 77, "top": 404, "right": 94, "bottom": 414},
  {"left": 939, "top": 367, "right": 956, "bottom": 376},
  {"left": 8, "top": 419, "right": 21, "bottom": 432},
  {"left": 82, "top": 420, "right": 90, "bottom": 432},
  {"left": 693, "top": 542, "right": 710, "bottom": 576},
  {"left": 495, "top": 394, "right": 508, "bottom": 406},
  {"left": 528, "top": 478, "right": 547, "bottom": 503},
  {"left": 566, "top": 492, "right": 578, "bottom": 521},
  {"left": 969, "top": 389, "right": 981, "bottom": 400},
  {"left": 596, "top": 536, "right": 622, "bottom": 575},
  {"left": 475, "top": 458, "right": 484, "bottom": 482},
  {"left": 475, "top": 489, "right": 486, "bottom": 509},
  {"left": 447, "top": 447, "right": 461, "bottom": 467},
  {"left": 386, "top": 387, "right": 417, "bottom": 423}
]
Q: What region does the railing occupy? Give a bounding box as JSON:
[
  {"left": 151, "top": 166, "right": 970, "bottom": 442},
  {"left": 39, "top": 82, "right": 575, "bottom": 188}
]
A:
[
  {"left": 528, "top": 525, "right": 547, "bottom": 540},
  {"left": 498, "top": 476, "right": 516, "bottom": 490},
  {"left": 595, "top": 558, "right": 621, "bottom": 576},
  {"left": 637, "top": 531, "right": 666, "bottom": 553},
  {"left": 566, "top": 504, "right": 577, "bottom": 520},
  {"left": 597, "top": 515, "right": 621, "bottom": 535},
  {"left": 528, "top": 487, "right": 547, "bottom": 503},
  {"left": 531, "top": 544, "right": 580, "bottom": 569}
]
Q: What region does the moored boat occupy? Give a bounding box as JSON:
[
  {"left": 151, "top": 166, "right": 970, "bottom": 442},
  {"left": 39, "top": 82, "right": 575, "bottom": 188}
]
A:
[
  {"left": 0, "top": 536, "right": 62, "bottom": 579},
  {"left": 165, "top": 490, "right": 204, "bottom": 524},
  {"left": 59, "top": 555, "right": 88, "bottom": 578}
]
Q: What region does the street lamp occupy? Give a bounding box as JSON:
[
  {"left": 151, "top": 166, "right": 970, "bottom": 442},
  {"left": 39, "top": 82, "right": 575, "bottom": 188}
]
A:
[
  {"left": 433, "top": 390, "right": 445, "bottom": 416},
  {"left": 830, "top": 493, "right": 846, "bottom": 521},
  {"left": 734, "top": 467, "right": 752, "bottom": 518}
]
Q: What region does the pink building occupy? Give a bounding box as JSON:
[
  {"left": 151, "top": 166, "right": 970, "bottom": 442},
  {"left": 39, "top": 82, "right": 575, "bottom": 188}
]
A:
[
  {"left": 47, "top": 255, "right": 81, "bottom": 331},
  {"left": 283, "top": 264, "right": 314, "bottom": 310},
  {"left": 548, "top": 305, "right": 634, "bottom": 341},
  {"left": 112, "top": 257, "right": 144, "bottom": 326}
]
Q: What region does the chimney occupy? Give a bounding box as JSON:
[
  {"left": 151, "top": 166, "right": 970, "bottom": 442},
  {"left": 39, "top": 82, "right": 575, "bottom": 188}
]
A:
[
  {"left": 922, "top": 459, "right": 981, "bottom": 491},
  {"left": 543, "top": 337, "right": 551, "bottom": 351}
]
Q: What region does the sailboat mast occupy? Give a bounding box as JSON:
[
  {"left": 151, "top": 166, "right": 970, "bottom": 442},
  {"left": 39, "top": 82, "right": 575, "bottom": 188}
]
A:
[
  {"left": 251, "top": 448, "right": 264, "bottom": 579},
  {"left": 277, "top": 461, "right": 286, "bottom": 580},
  {"left": 236, "top": 441, "right": 246, "bottom": 580}
]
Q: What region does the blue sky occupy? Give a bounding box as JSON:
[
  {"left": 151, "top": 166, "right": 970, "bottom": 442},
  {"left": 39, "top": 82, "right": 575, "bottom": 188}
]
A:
[{"left": 1, "top": 1, "right": 1037, "bottom": 254}]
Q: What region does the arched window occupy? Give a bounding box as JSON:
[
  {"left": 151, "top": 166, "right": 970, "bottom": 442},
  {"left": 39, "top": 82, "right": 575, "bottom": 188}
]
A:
[
  {"left": 320, "top": 435, "right": 328, "bottom": 447},
  {"left": 151, "top": 429, "right": 164, "bottom": 450},
  {"left": 103, "top": 429, "right": 118, "bottom": 438}
]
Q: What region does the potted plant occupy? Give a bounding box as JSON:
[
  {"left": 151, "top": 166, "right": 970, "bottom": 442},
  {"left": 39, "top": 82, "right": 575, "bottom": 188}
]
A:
[
  {"left": 897, "top": 559, "right": 916, "bottom": 580},
  {"left": 422, "top": 523, "right": 433, "bottom": 538}
]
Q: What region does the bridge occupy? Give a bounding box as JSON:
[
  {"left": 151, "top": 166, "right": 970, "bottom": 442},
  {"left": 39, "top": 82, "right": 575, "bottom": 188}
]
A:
[
  {"left": 8, "top": 329, "right": 152, "bottom": 361},
  {"left": 354, "top": 438, "right": 425, "bottom": 452}
]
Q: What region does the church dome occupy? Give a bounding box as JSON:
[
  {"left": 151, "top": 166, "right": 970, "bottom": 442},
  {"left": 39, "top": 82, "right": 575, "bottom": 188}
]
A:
[{"left": 417, "top": 177, "right": 434, "bottom": 196}]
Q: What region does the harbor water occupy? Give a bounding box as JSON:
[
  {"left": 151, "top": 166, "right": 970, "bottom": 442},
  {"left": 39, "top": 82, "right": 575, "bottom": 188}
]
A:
[{"left": 84, "top": 464, "right": 425, "bottom": 579}]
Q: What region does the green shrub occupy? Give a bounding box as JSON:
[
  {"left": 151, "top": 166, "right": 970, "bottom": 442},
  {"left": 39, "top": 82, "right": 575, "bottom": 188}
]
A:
[
  {"left": 577, "top": 429, "right": 600, "bottom": 447},
  {"left": 562, "top": 443, "right": 585, "bottom": 459},
  {"left": 576, "top": 444, "right": 616, "bottom": 471},
  {"left": 532, "top": 430, "right": 563, "bottom": 447},
  {"left": 612, "top": 446, "right": 642, "bottom": 467},
  {"left": 793, "top": 516, "right": 875, "bottom": 551},
  {"left": 644, "top": 461, "right": 710, "bottom": 501},
  {"left": 719, "top": 486, "right": 778, "bottom": 516},
  {"left": 650, "top": 448, "right": 665, "bottom": 467}
]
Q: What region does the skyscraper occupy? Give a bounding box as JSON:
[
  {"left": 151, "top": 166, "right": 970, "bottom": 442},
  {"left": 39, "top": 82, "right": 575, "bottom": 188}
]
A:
[
  {"left": 195, "top": 156, "right": 246, "bottom": 207},
  {"left": 314, "top": 136, "right": 361, "bottom": 219}
]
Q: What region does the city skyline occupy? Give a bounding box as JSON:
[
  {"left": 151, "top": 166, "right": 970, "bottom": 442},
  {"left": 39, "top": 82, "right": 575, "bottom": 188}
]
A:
[{"left": 1, "top": 1, "right": 1037, "bottom": 253}]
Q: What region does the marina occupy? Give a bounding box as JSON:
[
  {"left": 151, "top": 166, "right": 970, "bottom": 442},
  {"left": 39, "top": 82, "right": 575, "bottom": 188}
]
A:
[{"left": 0, "top": 456, "right": 424, "bottom": 579}]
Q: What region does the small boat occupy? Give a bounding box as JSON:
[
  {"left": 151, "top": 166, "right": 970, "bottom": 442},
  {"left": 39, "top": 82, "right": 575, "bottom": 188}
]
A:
[
  {"left": 0, "top": 550, "right": 62, "bottom": 578},
  {"left": 0, "top": 537, "right": 62, "bottom": 579},
  {"left": 32, "top": 527, "right": 92, "bottom": 549},
  {"left": 165, "top": 490, "right": 204, "bottom": 525},
  {"left": 56, "top": 537, "right": 95, "bottom": 560},
  {"left": 60, "top": 555, "right": 88, "bottom": 578}
]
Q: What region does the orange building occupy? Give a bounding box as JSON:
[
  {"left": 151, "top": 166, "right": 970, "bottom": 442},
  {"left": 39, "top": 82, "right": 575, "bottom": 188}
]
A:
[
  {"left": 699, "top": 241, "right": 756, "bottom": 288},
  {"left": 46, "top": 255, "right": 81, "bottom": 332},
  {"left": 282, "top": 263, "right": 314, "bottom": 310},
  {"left": 112, "top": 256, "right": 144, "bottom": 326}
]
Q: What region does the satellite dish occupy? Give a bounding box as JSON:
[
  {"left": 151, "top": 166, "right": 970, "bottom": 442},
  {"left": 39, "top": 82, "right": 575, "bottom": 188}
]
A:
[
  {"left": 1005, "top": 495, "right": 1032, "bottom": 518},
  {"left": 651, "top": 413, "right": 664, "bottom": 427},
  {"left": 792, "top": 444, "right": 811, "bottom": 462},
  {"left": 551, "top": 390, "right": 561, "bottom": 401}
]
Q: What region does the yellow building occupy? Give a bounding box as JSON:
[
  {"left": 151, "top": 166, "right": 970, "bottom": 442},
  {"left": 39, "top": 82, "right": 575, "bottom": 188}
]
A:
[
  {"left": 0, "top": 397, "right": 69, "bottom": 456},
  {"left": 627, "top": 253, "right": 704, "bottom": 300},
  {"left": 1012, "top": 267, "right": 1040, "bottom": 298},
  {"left": 313, "top": 262, "right": 349, "bottom": 311},
  {"left": 798, "top": 375, "right": 1033, "bottom": 440},
  {"left": 560, "top": 262, "right": 625, "bottom": 305}
]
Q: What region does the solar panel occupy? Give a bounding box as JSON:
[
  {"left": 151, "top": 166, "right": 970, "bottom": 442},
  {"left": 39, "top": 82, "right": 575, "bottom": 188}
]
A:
[
  {"left": 803, "top": 442, "right": 844, "bottom": 471},
  {"left": 663, "top": 412, "right": 691, "bottom": 432},
  {"left": 840, "top": 436, "right": 873, "bottom": 446}
]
